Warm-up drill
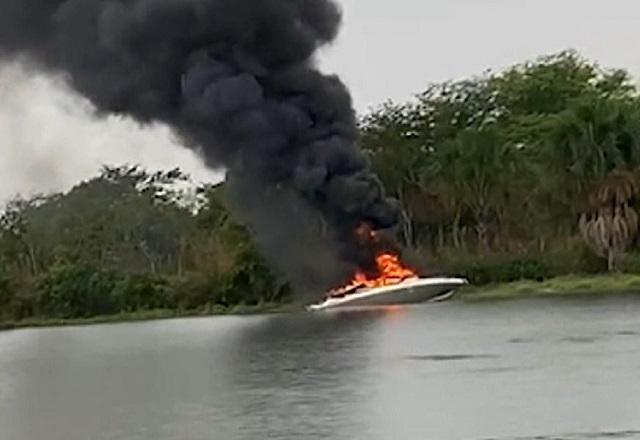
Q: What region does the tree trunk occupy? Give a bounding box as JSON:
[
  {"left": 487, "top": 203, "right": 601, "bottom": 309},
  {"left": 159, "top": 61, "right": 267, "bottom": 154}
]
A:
[
  {"left": 139, "top": 242, "right": 157, "bottom": 275},
  {"left": 461, "top": 226, "right": 469, "bottom": 251},
  {"left": 607, "top": 249, "right": 615, "bottom": 272},
  {"left": 438, "top": 225, "right": 445, "bottom": 249},
  {"left": 399, "top": 209, "right": 414, "bottom": 249},
  {"left": 538, "top": 237, "right": 546, "bottom": 253},
  {"left": 397, "top": 184, "right": 415, "bottom": 248},
  {"left": 476, "top": 221, "right": 490, "bottom": 252},
  {"left": 26, "top": 243, "right": 38, "bottom": 277},
  {"left": 177, "top": 238, "right": 185, "bottom": 277},
  {"left": 452, "top": 210, "right": 461, "bottom": 249}
]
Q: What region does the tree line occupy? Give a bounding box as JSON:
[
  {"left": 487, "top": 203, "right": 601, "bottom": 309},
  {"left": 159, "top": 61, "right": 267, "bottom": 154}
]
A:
[
  {"left": 362, "top": 50, "right": 640, "bottom": 279},
  {"left": 0, "top": 166, "right": 291, "bottom": 323},
  {"left": 2, "top": 50, "right": 640, "bottom": 324}
]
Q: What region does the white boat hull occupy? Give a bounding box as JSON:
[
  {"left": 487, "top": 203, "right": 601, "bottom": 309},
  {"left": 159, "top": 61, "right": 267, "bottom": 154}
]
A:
[{"left": 308, "top": 277, "right": 468, "bottom": 311}]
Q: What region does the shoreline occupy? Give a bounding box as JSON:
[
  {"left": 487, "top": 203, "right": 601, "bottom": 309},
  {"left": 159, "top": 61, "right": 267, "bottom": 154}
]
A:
[
  {"left": 3, "top": 273, "right": 640, "bottom": 331},
  {"left": 0, "top": 303, "right": 297, "bottom": 332},
  {"left": 458, "top": 273, "right": 640, "bottom": 301}
]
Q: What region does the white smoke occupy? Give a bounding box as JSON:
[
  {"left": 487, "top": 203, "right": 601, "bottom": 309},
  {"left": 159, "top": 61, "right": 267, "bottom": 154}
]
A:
[{"left": 0, "top": 62, "right": 222, "bottom": 206}]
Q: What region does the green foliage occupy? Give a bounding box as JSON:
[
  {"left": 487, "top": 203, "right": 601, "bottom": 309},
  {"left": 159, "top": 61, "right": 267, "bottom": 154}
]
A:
[
  {"left": 168, "top": 275, "right": 225, "bottom": 311},
  {"left": 617, "top": 252, "right": 640, "bottom": 274},
  {"left": 491, "top": 51, "right": 605, "bottom": 115},
  {"left": 0, "top": 271, "right": 13, "bottom": 315},
  {"left": 0, "top": 166, "right": 289, "bottom": 324},
  {"left": 222, "top": 247, "right": 292, "bottom": 306},
  {"left": 442, "top": 254, "right": 550, "bottom": 285},
  {"left": 361, "top": 50, "right": 640, "bottom": 261},
  {"left": 36, "top": 263, "right": 119, "bottom": 318},
  {"left": 112, "top": 274, "right": 171, "bottom": 312},
  {"left": 466, "top": 259, "right": 550, "bottom": 285},
  {"left": 443, "top": 249, "right": 608, "bottom": 286},
  {"left": 461, "top": 273, "right": 640, "bottom": 302}
]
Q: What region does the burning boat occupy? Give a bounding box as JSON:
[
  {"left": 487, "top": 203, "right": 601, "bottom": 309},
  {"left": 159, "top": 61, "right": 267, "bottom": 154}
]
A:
[
  {"left": 308, "top": 246, "right": 468, "bottom": 311},
  {"left": 308, "top": 277, "right": 468, "bottom": 311}
]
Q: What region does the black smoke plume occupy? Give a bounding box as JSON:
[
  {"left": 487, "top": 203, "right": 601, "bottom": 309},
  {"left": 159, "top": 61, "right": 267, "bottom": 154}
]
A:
[{"left": 0, "top": 0, "right": 400, "bottom": 294}]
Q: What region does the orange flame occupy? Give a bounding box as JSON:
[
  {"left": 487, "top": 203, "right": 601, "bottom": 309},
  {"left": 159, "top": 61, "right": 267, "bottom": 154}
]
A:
[{"left": 330, "top": 252, "right": 418, "bottom": 297}]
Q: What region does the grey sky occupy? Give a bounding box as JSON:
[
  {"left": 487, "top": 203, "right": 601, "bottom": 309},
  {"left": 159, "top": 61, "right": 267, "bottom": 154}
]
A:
[
  {"left": 322, "top": 0, "right": 640, "bottom": 111},
  {"left": 2, "top": 0, "right": 640, "bottom": 203}
]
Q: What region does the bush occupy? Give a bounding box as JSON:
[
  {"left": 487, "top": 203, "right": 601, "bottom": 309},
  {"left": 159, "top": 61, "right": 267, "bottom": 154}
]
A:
[
  {"left": 0, "top": 273, "right": 11, "bottom": 305},
  {"left": 36, "top": 263, "right": 119, "bottom": 318},
  {"left": 435, "top": 243, "right": 613, "bottom": 285},
  {"left": 0, "top": 232, "right": 292, "bottom": 324},
  {"left": 0, "top": 272, "right": 16, "bottom": 320},
  {"left": 168, "top": 275, "right": 225, "bottom": 311},
  {"left": 618, "top": 252, "right": 640, "bottom": 273},
  {"left": 221, "top": 248, "right": 291, "bottom": 306},
  {"left": 455, "top": 258, "right": 550, "bottom": 285},
  {"left": 112, "top": 274, "right": 171, "bottom": 312}
]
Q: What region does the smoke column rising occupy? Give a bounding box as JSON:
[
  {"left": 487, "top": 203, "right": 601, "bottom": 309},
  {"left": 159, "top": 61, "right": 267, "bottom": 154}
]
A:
[{"left": 0, "top": 0, "right": 400, "bottom": 293}]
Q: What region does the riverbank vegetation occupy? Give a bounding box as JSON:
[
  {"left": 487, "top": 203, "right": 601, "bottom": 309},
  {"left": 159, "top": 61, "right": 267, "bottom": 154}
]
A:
[
  {"left": 3, "top": 51, "right": 640, "bottom": 326},
  {"left": 362, "top": 51, "right": 640, "bottom": 283},
  {"left": 459, "top": 273, "right": 640, "bottom": 302},
  {"left": 0, "top": 167, "right": 292, "bottom": 324}
]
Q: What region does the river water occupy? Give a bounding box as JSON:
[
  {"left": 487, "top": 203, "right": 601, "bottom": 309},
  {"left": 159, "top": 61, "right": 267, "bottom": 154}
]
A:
[{"left": 1, "top": 295, "right": 639, "bottom": 440}]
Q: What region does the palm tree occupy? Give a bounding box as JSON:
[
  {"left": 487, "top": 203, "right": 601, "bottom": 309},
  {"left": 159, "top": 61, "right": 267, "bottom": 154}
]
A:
[
  {"left": 428, "top": 127, "right": 522, "bottom": 251},
  {"left": 542, "top": 97, "right": 640, "bottom": 213},
  {"left": 579, "top": 172, "right": 639, "bottom": 271}
]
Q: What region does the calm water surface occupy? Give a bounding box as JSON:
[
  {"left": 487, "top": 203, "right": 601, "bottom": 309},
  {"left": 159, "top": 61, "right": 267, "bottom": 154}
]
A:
[{"left": 1, "top": 296, "right": 639, "bottom": 440}]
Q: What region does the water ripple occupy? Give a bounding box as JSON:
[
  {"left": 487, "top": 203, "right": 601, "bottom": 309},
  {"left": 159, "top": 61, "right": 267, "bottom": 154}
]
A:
[
  {"left": 405, "top": 354, "right": 499, "bottom": 362},
  {"left": 478, "top": 429, "right": 640, "bottom": 440}
]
